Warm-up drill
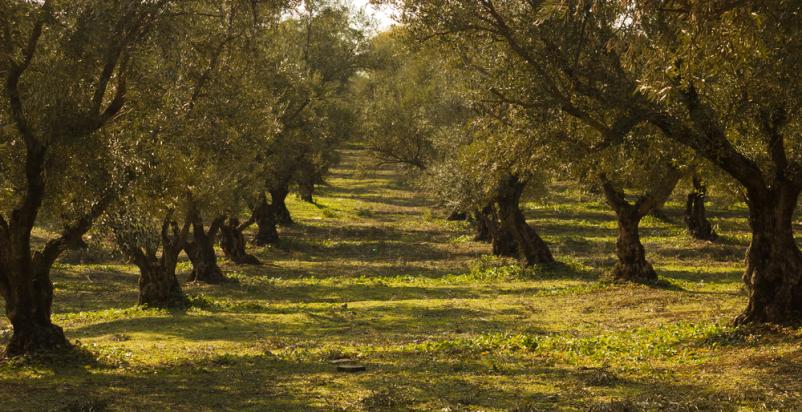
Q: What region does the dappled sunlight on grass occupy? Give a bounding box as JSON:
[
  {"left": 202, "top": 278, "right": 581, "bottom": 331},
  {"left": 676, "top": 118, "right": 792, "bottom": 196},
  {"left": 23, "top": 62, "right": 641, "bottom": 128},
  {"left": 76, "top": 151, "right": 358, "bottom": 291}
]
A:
[{"left": 1, "top": 148, "right": 801, "bottom": 411}]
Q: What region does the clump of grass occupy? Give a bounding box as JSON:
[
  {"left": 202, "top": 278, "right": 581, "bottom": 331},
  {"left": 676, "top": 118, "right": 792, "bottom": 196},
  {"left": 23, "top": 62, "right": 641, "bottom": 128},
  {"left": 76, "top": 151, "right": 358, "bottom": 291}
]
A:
[
  {"left": 360, "top": 382, "right": 413, "bottom": 411},
  {"left": 51, "top": 398, "right": 109, "bottom": 412},
  {"left": 406, "top": 332, "right": 540, "bottom": 355},
  {"left": 55, "top": 305, "right": 169, "bottom": 325}
]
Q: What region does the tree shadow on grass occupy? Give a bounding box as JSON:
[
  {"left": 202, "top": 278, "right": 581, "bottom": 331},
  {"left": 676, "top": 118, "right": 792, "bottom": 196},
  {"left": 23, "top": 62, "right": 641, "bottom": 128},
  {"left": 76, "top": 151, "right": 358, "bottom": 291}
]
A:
[
  {"left": 67, "top": 293, "right": 552, "bottom": 343},
  {"left": 658, "top": 267, "right": 742, "bottom": 286}
]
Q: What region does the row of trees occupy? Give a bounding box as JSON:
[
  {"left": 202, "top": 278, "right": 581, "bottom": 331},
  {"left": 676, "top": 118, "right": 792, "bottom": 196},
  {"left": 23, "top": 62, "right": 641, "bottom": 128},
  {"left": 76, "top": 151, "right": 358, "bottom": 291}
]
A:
[
  {"left": 363, "top": 0, "right": 802, "bottom": 325},
  {"left": 0, "top": 0, "right": 367, "bottom": 356}
]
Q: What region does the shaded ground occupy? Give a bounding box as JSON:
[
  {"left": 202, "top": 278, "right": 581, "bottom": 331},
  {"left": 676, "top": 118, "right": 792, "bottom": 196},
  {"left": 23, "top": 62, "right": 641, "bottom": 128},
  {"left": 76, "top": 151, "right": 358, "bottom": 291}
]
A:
[{"left": 1, "top": 147, "right": 801, "bottom": 411}]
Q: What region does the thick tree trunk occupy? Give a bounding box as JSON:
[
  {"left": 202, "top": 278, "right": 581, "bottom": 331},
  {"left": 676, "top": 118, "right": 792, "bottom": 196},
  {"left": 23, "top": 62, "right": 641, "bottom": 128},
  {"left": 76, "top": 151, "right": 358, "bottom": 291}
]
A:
[
  {"left": 253, "top": 193, "right": 280, "bottom": 246},
  {"left": 473, "top": 208, "right": 493, "bottom": 243},
  {"left": 1, "top": 197, "right": 107, "bottom": 356},
  {"left": 685, "top": 176, "right": 717, "bottom": 241},
  {"left": 736, "top": 187, "right": 802, "bottom": 324},
  {"left": 184, "top": 213, "right": 226, "bottom": 284},
  {"left": 3, "top": 265, "right": 67, "bottom": 356},
  {"left": 135, "top": 217, "right": 188, "bottom": 309},
  {"left": 220, "top": 217, "right": 260, "bottom": 264},
  {"left": 495, "top": 176, "right": 554, "bottom": 266},
  {"left": 270, "top": 186, "right": 293, "bottom": 225},
  {"left": 610, "top": 208, "right": 656, "bottom": 281},
  {"left": 479, "top": 204, "right": 517, "bottom": 257},
  {"left": 137, "top": 259, "right": 185, "bottom": 308},
  {"left": 298, "top": 181, "right": 315, "bottom": 204},
  {"left": 600, "top": 171, "right": 680, "bottom": 282}
]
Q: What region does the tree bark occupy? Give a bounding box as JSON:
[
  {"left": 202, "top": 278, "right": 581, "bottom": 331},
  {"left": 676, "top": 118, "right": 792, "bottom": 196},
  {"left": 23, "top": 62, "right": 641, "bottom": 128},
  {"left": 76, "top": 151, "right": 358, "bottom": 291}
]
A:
[
  {"left": 298, "top": 180, "right": 315, "bottom": 204},
  {"left": 495, "top": 176, "right": 554, "bottom": 266},
  {"left": 253, "top": 192, "right": 280, "bottom": 246},
  {"left": 1, "top": 196, "right": 110, "bottom": 356},
  {"left": 736, "top": 185, "right": 802, "bottom": 324},
  {"left": 220, "top": 217, "right": 260, "bottom": 264},
  {"left": 184, "top": 210, "right": 227, "bottom": 284},
  {"left": 2, "top": 263, "right": 67, "bottom": 356},
  {"left": 610, "top": 207, "right": 656, "bottom": 281},
  {"left": 685, "top": 176, "right": 717, "bottom": 241},
  {"left": 477, "top": 204, "right": 517, "bottom": 257},
  {"left": 473, "top": 208, "right": 493, "bottom": 242},
  {"left": 134, "top": 216, "right": 189, "bottom": 309},
  {"left": 270, "top": 185, "right": 293, "bottom": 225},
  {"left": 600, "top": 171, "right": 681, "bottom": 282}
]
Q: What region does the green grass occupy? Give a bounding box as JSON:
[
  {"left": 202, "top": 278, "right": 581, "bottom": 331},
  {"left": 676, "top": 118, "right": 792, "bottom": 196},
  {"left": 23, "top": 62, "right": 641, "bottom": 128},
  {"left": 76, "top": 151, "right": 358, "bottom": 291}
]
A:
[{"left": 1, "top": 148, "right": 802, "bottom": 411}]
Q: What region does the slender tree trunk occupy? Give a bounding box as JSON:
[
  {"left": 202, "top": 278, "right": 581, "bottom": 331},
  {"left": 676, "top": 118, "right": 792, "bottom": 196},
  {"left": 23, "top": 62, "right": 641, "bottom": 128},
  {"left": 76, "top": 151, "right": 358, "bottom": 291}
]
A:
[
  {"left": 473, "top": 208, "right": 493, "bottom": 242},
  {"left": 220, "top": 217, "right": 260, "bottom": 264},
  {"left": 685, "top": 176, "right": 717, "bottom": 241},
  {"left": 184, "top": 212, "right": 226, "bottom": 284},
  {"left": 135, "top": 216, "right": 188, "bottom": 309},
  {"left": 253, "top": 193, "right": 280, "bottom": 246},
  {"left": 736, "top": 186, "right": 802, "bottom": 324},
  {"left": 270, "top": 185, "right": 293, "bottom": 225},
  {"left": 496, "top": 176, "right": 554, "bottom": 266}
]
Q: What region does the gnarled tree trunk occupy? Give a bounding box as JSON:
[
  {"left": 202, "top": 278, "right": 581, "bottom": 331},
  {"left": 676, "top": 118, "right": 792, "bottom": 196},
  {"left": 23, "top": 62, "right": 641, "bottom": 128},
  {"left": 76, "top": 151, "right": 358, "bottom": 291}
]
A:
[
  {"left": 685, "top": 176, "right": 717, "bottom": 241},
  {"left": 611, "top": 207, "right": 656, "bottom": 281},
  {"left": 2, "top": 262, "right": 67, "bottom": 356},
  {"left": 479, "top": 204, "right": 517, "bottom": 257},
  {"left": 600, "top": 171, "right": 681, "bottom": 282},
  {"left": 298, "top": 179, "right": 315, "bottom": 204},
  {"left": 473, "top": 208, "right": 493, "bottom": 242},
  {"left": 253, "top": 192, "right": 280, "bottom": 246},
  {"left": 220, "top": 217, "right": 260, "bottom": 265},
  {"left": 736, "top": 185, "right": 802, "bottom": 324},
  {"left": 495, "top": 176, "right": 554, "bottom": 266},
  {"left": 1, "top": 195, "right": 108, "bottom": 356},
  {"left": 132, "top": 216, "right": 189, "bottom": 309},
  {"left": 270, "top": 184, "right": 293, "bottom": 225},
  {"left": 184, "top": 210, "right": 226, "bottom": 284}
]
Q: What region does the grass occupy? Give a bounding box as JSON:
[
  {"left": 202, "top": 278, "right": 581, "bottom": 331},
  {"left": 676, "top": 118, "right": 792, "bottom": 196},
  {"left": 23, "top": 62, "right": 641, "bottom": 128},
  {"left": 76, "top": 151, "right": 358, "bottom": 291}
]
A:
[{"left": 2, "top": 147, "right": 802, "bottom": 411}]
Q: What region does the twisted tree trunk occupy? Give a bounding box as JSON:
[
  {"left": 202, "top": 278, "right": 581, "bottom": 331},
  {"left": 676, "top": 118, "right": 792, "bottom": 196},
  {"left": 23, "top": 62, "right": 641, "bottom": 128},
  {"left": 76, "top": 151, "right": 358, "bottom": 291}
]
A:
[
  {"left": 477, "top": 204, "right": 517, "bottom": 257},
  {"left": 495, "top": 176, "right": 554, "bottom": 266},
  {"left": 600, "top": 170, "right": 681, "bottom": 282},
  {"left": 220, "top": 217, "right": 260, "bottom": 264},
  {"left": 298, "top": 178, "right": 316, "bottom": 204},
  {"left": 736, "top": 185, "right": 802, "bottom": 324},
  {"left": 270, "top": 184, "right": 293, "bottom": 225},
  {"left": 133, "top": 215, "right": 189, "bottom": 309},
  {"left": 184, "top": 210, "right": 226, "bottom": 284},
  {"left": 685, "top": 176, "right": 717, "bottom": 241},
  {"left": 611, "top": 207, "right": 656, "bottom": 281},
  {"left": 473, "top": 208, "right": 493, "bottom": 242},
  {"left": 1, "top": 261, "right": 66, "bottom": 356},
  {"left": 253, "top": 192, "right": 280, "bottom": 246},
  {"left": 1, "top": 193, "right": 109, "bottom": 356}
]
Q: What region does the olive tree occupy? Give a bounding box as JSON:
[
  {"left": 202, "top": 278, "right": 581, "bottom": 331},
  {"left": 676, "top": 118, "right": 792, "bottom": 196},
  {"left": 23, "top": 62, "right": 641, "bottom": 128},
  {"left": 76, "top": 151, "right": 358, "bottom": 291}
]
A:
[
  {"left": 394, "top": 0, "right": 802, "bottom": 323},
  {"left": 0, "top": 0, "right": 173, "bottom": 356}
]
